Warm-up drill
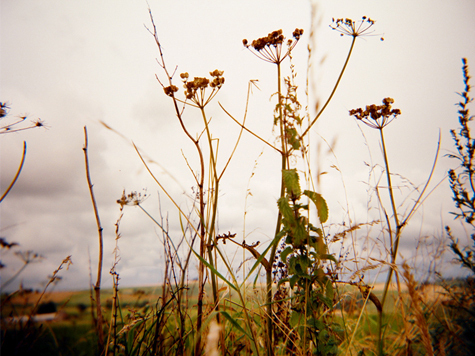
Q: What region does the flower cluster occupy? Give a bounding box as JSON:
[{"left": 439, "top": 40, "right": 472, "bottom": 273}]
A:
[
  {"left": 243, "top": 29, "right": 284, "bottom": 51},
  {"left": 349, "top": 97, "right": 401, "bottom": 129},
  {"left": 330, "top": 16, "right": 376, "bottom": 38},
  {"left": 179, "top": 70, "right": 225, "bottom": 107},
  {"left": 209, "top": 69, "right": 225, "bottom": 88},
  {"left": 243, "top": 28, "right": 304, "bottom": 64},
  {"left": 0, "top": 102, "right": 9, "bottom": 118},
  {"left": 163, "top": 85, "right": 178, "bottom": 97},
  {"left": 117, "top": 190, "right": 148, "bottom": 207}
]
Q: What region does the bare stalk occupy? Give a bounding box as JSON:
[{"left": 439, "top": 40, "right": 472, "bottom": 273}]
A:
[
  {"left": 83, "top": 126, "right": 105, "bottom": 354},
  {"left": 0, "top": 141, "right": 27, "bottom": 203},
  {"left": 301, "top": 36, "right": 356, "bottom": 138}
]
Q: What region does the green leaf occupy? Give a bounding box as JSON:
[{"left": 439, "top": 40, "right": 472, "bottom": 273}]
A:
[
  {"left": 317, "top": 293, "right": 333, "bottom": 309},
  {"left": 303, "top": 190, "right": 328, "bottom": 223},
  {"left": 277, "top": 277, "right": 289, "bottom": 288},
  {"left": 296, "top": 254, "right": 311, "bottom": 272},
  {"left": 289, "top": 274, "right": 299, "bottom": 289},
  {"left": 292, "top": 220, "right": 307, "bottom": 247},
  {"left": 285, "top": 127, "right": 301, "bottom": 150},
  {"left": 280, "top": 246, "right": 293, "bottom": 262},
  {"left": 219, "top": 311, "right": 252, "bottom": 339},
  {"left": 277, "top": 197, "right": 294, "bottom": 223},
  {"left": 283, "top": 169, "right": 301, "bottom": 198},
  {"left": 325, "top": 279, "right": 334, "bottom": 302},
  {"left": 321, "top": 253, "right": 338, "bottom": 263},
  {"left": 308, "top": 317, "right": 325, "bottom": 330},
  {"left": 191, "top": 248, "right": 238, "bottom": 292},
  {"left": 290, "top": 310, "right": 304, "bottom": 328}
]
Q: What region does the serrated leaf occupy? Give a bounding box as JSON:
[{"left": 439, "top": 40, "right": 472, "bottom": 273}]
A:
[
  {"left": 277, "top": 196, "right": 294, "bottom": 222},
  {"left": 283, "top": 169, "right": 301, "bottom": 198},
  {"left": 292, "top": 221, "right": 308, "bottom": 248},
  {"left": 303, "top": 190, "right": 328, "bottom": 223},
  {"left": 280, "top": 246, "right": 293, "bottom": 262}
]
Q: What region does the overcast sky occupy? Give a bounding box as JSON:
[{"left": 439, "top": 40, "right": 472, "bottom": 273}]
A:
[{"left": 1, "top": 0, "right": 475, "bottom": 292}]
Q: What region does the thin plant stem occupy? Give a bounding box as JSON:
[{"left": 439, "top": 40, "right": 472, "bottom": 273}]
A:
[
  {"left": 377, "top": 127, "right": 401, "bottom": 355},
  {"left": 301, "top": 36, "right": 357, "bottom": 138},
  {"left": 0, "top": 141, "right": 26, "bottom": 204},
  {"left": 265, "top": 61, "right": 287, "bottom": 356},
  {"left": 83, "top": 126, "right": 105, "bottom": 354},
  {"left": 219, "top": 103, "right": 282, "bottom": 153}
]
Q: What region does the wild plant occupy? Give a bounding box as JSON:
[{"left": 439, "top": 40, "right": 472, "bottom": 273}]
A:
[
  {"left": 446, "top": 58, "right": 475, "bottom": 274},
  {"left": 345, "top": 97, "right": 439, "bottom": 355},
  {"left": 92, "top": 11, "right": 438, "bottom": 356},
  {"left": 437, "top": 57, "right": 475, "bottom": 355},
  {"left": 83, "top": 126, "right": 107, "bottom": 354},
  {"left": 103, "top": 12, "right": 387, "bottom": 356},
  {"left": 237, "top": 18, "right": 382, "bottom": 355}
]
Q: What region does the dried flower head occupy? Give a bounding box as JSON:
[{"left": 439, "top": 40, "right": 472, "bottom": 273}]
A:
[
  {"left": 180, "top": 70, "right": 225, "bottom": 107},
  {"left": 243, "top": 28, "right": 304, "bottom": 64},
  {"left": 117, "top": 190, "right": 148, "bottom": 207},
  {"left": 163, "top": 85, "right": 178, "bottom": 97},
  {"left": 349, "top": 97, "right": 401, "bottom": 129},
  {"left": 0, "top": 102, "right": 48, "bottom": 134},
  {"left": 330, "top": 16, "right": 375, "bottom": 38},
  {"left": 0, "top": 102, "right": 10, "bottom": 118},
  {"left": 34, "top": 118, "right": 45, "bottom": 128}
]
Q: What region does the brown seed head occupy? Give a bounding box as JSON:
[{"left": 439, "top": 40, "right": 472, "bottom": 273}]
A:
[
  {"left": 164, "top": 85, "right": 178, "bottom": 97},
  {"left": 349, "top": 97, "right": 401, "bottom": 129}
]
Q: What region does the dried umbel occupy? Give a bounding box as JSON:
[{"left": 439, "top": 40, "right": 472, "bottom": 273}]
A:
[
  {"left": 163, "top": 85, "right": 178, "bottom": 97},
  {"left": 330, "top": 16, "right": 376, "bottom": 38},
  {"left": 243, "top": 28, "right": 304, "bottom": 64},
  {"left": 0, "top": 101, "right": 47, "bottom": 134},
  {"left": 349, "top": 97, "right": 401, "bottom": 129},
  {"left": 117, "top": 190, "right": 148, "bottom": 207},
  {"left": 179, "top": 70, "right": 225, "bottom": 107}
]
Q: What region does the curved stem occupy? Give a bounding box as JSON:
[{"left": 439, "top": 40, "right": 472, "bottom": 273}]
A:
[
  {"left": 0, "top": 141, "right": 27, "bottom": 203},
  {"left": 301, "top": 36, "right": 357, "bottom": 138}
]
